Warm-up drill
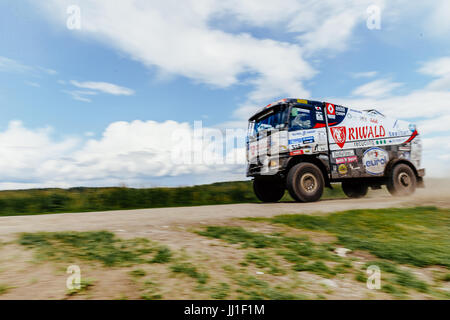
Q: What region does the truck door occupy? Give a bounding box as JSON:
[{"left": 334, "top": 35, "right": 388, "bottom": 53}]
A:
[{"left": 287, "top": 104, "right": 328, "bottom": 156}]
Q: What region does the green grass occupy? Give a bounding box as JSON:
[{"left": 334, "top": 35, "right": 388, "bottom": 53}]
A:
[
  {"left": 150, "top": 246, "right": 172, "bottom": 264},
  {"left": 170, "top": 262, "right": 209, "bottom": 284},
  {"left": 265, "top": 206, "right": 450, "bottom": 268},
  {"left": 140, "top": 280, "right": 163, "bottom": 300},
  {"left": 364, "top": 261, "right": 428, "bottom": 292},
  {"left": 129, "top": 269, "right": 147, "bottom": 278},
  {"left": 210, "top": 282, "right": 230, "bottom": 299},
  {"left": 197, "top": 226, "right": 281, "bottom": 248},
  {"left": 245, "top": 252, "right": 285, "bottom": 275},
  {"left": 292, "top": 261, "right": 336, "bottom": 277},
  {"left": 0, "top": 181, "right": 345, "bottom": 217},
  {"left": 232, "top": 275, "right": 302, "bottom": 300},
  {"left": 197, "top": 225, "right": 345, "bottom": 279},
  {"left": 0, "top": 284, "right": 11, "bottom": 295},
  {"left": 66, "top": 278, "right": 95, "bottom": 296},
  {"left": 18, "top": 231, "right": 163, "bottom": 267}
]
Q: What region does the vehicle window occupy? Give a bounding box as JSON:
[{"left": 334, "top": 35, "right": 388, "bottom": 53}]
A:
[
  {"left": 289, "top": 107, "right": 314, "bottom": 130},
  {"left": 253, "top": 108, "right": 287, "bottom": 135}
]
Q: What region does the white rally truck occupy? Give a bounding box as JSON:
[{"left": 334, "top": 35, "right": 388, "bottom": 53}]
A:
[{"left": 246, "top": 98, "right": 425, "bottom": 202}]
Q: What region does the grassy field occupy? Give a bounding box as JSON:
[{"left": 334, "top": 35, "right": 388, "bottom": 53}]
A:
[
  {"left": 1, "top": 206, "right": 449, "bottom": 299},
  {"left": 0, "top": 181, "right": 346, "bottom": 216}
]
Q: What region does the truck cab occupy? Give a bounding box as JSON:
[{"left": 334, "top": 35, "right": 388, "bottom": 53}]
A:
[{"left": 246, "top": 98, "right": 425, "bottom": 202}]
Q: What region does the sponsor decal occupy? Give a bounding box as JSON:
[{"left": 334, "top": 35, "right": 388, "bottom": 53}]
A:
[
  {"left": 338, "top": 164, "right": 348, "bottom": 175},
  {"left": 316, "top": 112, "right": 324, "bottom": 121},
  {"left": 398, "top": 146, "right": 411, "bottom": 151},
  {"left": 289, "top": 138, "right": 303, "bottom": 144},
  {"left": 352, "top": 140, "right": 375, "bottom": 147},
  {"left": 330, "top": 125, "right": 387, "bottom": 149},
  {"left": 336, "top": 156, "right": 358, "bottom": 164},
  {"left": 388, "top": 130, "right": 410, "bottom": 137},
  {"left": 289, "top": 136, "right": 314, "bottom": 145},
  {"left": 330, "top": 126, "right": 346, "bottom": 148},
  {"left": 318, "top": 132, "right": 326, "bottom": 142},
  {"left": 363, "top": 147, "right": 389, "bottom": 175},
  {"left": 290, "top": 130, "right": 316, "bottom": 137},
  {"left": 289, "top": 146, "right": 312, "bottom": 156},
  {"left": 375, "top": 139, "right": 387, "bottom": 145},
  {"left": 347, "top": 156, "right": 358, "bottom": 163},
  {"left": 302, "top": 136, "right": 315, "bottom": 144},
  {"left": 348, "top": 125, "right": 385, "bottom": 140},
  {"left": 332, "top": 149, "right": 355, "bottom": 158},
  {"left": 314, "top": 144, "right": 327, "bottom": 152},
  {"left": 399, "top": 152, "right": 411, "bottom": 160},
  {"left": 290, "top": 150, "right": 304, "bottom": 156},
  {"left": 326, "top": 103, "right": 336, "bottom": 119}
]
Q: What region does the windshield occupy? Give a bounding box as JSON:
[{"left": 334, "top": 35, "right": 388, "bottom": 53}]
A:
[
  {"left": 289, "top": 106, "right": 314, "bottom": 131},
  {"left": 251, "top": 108, "right": 287, "bottom": 135}
]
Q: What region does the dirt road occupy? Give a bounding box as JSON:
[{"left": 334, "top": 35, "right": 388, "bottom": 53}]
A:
[
  {"left": 0, "top": 181, "right": 449, "bottom": 300},
  {"left": 0, "top": 183, "right": 448, "bottom": 242}
]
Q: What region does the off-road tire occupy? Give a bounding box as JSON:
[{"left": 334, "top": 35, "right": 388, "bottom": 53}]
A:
[
  {"left": 342, "top": 181, "right": 369, "bottom": 198},
  {"left": 287, "top": 163, "right": 324, "bottom": 202},
  {"left": 386, "top": 163, "right": 417, "bottom": 196},
  {"left": 253, "top": 178, "right": 285, "bottom": 202}
]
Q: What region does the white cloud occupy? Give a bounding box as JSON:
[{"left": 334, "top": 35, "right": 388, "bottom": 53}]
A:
[
  {"left": 37, "top": 0, "right": 337, "bottom": 105},
  {"left": 0, "top": 120, "right": 246, "bottom": 189},
  {"left": 0, "top": 56, "right": 32, "bottom": 73},
  {"left": 34, "top": 0, "right": 392, "bottom": 122},
  {"left": 62, "top": 89, "right": 98, "bottom": 103},
  {"left": 0, "top": 56, "right": 56, "bottom": 76},
  {"left": 418, "top": 56, "right": 450, "bottom": 91},
  {"left": 351, "top": 78, "right": 403, "bottom": 98},
  {"left": 25, "top": 81, "right": 41, "bottom": 88},
  {"left": 70, "top": 80, "right": 135, "bottom": 96},
  {"left": 351, "top": 71, "right": 378, "bottom": 78}
]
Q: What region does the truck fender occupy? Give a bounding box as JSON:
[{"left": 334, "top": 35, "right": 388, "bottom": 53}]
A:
[{"left": 383, "top": 158, "right": 424, "bottom": 187}]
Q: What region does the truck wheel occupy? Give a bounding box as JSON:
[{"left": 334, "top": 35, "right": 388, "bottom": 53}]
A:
[
  {"left": 342, "top": 181, "right": 368, "bottom": 198},
  {"left": 253, "top": 178, "right": 285, "bottom": 202},
  {"left": 386, "top": 163, "right": 417, "bottom": 196},
  {"left": 287, "top": 163, "right": 324, "bottom": 202}
]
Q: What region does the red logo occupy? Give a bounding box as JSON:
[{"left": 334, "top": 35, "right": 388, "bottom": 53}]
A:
[
  {"left": 326, "top": 103, "right": 335, "bottom": 115},
  {"left": 330, "top": 126, "right": 347, "bottom": 148}
]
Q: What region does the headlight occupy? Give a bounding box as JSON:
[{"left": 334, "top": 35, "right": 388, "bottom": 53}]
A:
[{"left": 269, "top": 160, "right": 279, "bottom": 168}]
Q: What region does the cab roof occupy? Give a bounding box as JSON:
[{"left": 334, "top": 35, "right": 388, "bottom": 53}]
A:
[{"left": 248, "top": 98, "right": 323, "bottom": 121}]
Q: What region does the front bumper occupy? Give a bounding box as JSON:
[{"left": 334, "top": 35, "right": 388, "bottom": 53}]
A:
[{"left": 246, "top": 155, "right": 290, "bottom": 177}]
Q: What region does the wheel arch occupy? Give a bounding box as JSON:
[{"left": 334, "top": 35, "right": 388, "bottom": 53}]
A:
[
  {"left": 285, "top": 155, "right": 331, "bottom": 188},
  {"left": 384, "top": 158, "right": 419, "bottom": 178}
]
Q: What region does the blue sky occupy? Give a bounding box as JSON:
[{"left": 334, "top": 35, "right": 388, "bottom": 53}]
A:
[{"left": 0, "top": 0, "right": 449, "bottom": 189}]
